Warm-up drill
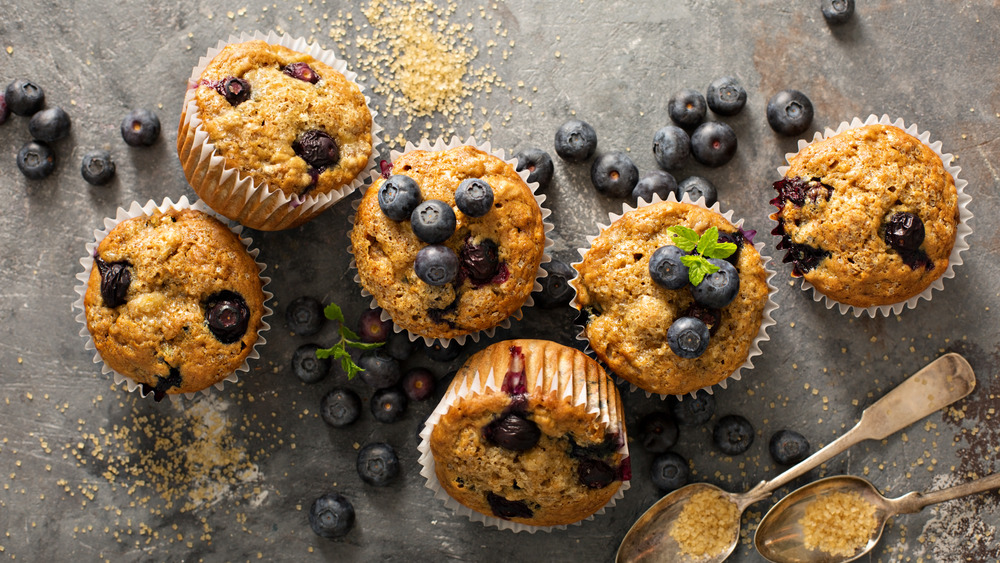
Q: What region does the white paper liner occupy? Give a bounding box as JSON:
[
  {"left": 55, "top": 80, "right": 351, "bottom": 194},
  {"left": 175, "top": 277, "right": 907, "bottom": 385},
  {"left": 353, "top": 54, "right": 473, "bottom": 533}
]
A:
[
  {"left": 775, "top": 114, "right": 972, "bottom": 317},
  {"left": 177, "top": 30, "right": 383, "bottom": 231},
  {"left": 416, "top": 341, "right": 630, "bottom": 532},
  {"left": 347, "top": 136, "right": 555, "bottom": 347},
  {"left": 72, "top": 195, "right": 274, "bottom": 402},
  {"left": 569, "top": 192, "right": 779, "bottom": 400}
]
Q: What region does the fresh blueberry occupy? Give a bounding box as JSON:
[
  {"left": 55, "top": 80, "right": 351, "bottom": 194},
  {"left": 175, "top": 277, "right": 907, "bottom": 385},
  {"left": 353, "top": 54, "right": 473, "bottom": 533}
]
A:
[
  {"left": 713, "top": 414, "right": 754, "bottom": 455},
  {"left": 769, "top": 429, "right": 811, "bottom": 465},
  {"left": 370, "top": 387, "right": 408, "bottom": 423},
  {"left": 633, "top": 170, "right": 679, "bottom": 204},
  {"left": 309, "top": 493, "right": 355, "bottom": 538},
  {"left": 215, "top": 76, "right": 251, "bottom": 106},
  {"left": 883, "top": 212, "right": 925, "bottom": 251},
  {"left": 691, "top": 258, "right": 740, "bottom": 309},
  {"left": 358, "top": 348, "right": 402, "bottom": 389},
  {"left": 577, "top": 459, "right": 616, "bottom": 489},
  {"left": 402, "top": 367, "right": 436, "bottom": 401},
  {"left": 514, "top": 147, "right": 554, "bottom": 190},
  {"left": 28, "top": 107, "right": 71, "bottom": 143},
  {"left": 282, "top": 62, "right": 320, "bottom": 83},
  {"left": 482, "top": 412, "right": 541, "bottom": 451},
  {"left": 821, "top": 0, "right": 855, "bottom": 24},
  {"left": 554, "top": 119, "right": 598, "bottom": 162},
  {"left": 285, "top": 296, "right": 325, "bottom": 336},
  {"left": 420, "top": 339, "right": 463, "bottom": 362},
  {"left": 591, "top": 152, "right": 639, "bottom": 198},
  {"left": 668, "top": 88, "right": 707, "bottom": 128},
  {"left": 690, "top": 121, "right": 738, "bottom": 167},
  {"left": 358, "top": 308, "right": 392, "bottom": 343},
  {"left": 414, "top": 244, "right": 459, "bottom": 286},
  {"left": 459, "top": 238, "right": 502, "bottom": 285},
  {"left": 411, "top": 199, "right": 456, "bottom": 244},
  {"left": 652, "top": 125, "right": 690, "bottom": 171},
  {"left": 667, "top": 316, "right": 710, "bottom": 359},
  {"left": 455, "top": 178, "right": 494, "bottom": 217},
  {"left": 16, "top": 141, "right": 55, "bottom": 180},
  {"left": 205, "top": 291, "right": 250, "bottom": 344},
  {"left": 4, "top": 80, "right": 45, "bottom": 116},
  {"left": 649, "top": 245, "right": 689, "bottom": 290},
  {"left": 94, "top": 256, "right": 131, "bottom": 308},
  {"left": 649, "top": 452, "right": 690, "bottom": 491},
  {"left": 320, "top": 388, "right": 362, "bottom": 427},
  {"left": 670, "top": 390, "right": 716, "bottom": 426},
  {"left": 487, "top": 492, "right": 533, "bottom": 520},
  {"left": 532, "top": 259, "right": 577, "bottom": 308},
  {"left": 120, "top": 109, "right": 161, "bottom": 147},
  {"left": 385, "top": 331, "right": 415, "bottom": 361},
  {"left": 293, "top": 130, "right": 339, "bottom": 169},
  {"left": 766, "top": 90, "right": 814, "bottom": 136},
  {"left": 678, "top": 176, "right": 718, "bottom": 206},
  {"left": 356, "top": 442, "right": 400, "bottom": 486},
  {"left": 638, "top": 411, "right": 679, "bottom": 454},
  {"left": 378, "top": 174, "right": 422, "bottom": 221},
  {"left": 0, "top": 92, "right": 9, "bottom": 124},
  {"left": 80, "top": 150, "right": 116, "bottom": 186},
  {"left": 706, "top": 76, "right": 747, "bottom": 116},
  {"left": 291, "top": 343, "right": 331, "bottom": 384}
]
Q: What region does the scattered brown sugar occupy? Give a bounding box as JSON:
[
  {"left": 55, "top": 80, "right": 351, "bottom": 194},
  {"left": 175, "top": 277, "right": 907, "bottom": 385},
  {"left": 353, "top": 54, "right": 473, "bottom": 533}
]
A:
[
  {"left": 670, "top": 489, "right": 740, "bottom": 557},
  {"left": 800, "top": 491, "right": 878, "bottom": 556}
]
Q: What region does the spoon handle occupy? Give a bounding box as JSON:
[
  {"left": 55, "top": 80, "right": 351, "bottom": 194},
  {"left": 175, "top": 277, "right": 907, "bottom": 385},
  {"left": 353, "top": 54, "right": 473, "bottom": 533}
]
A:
[
  {"left": 744, "top": 353, "right": 975, "bottom": 502},
  {"left": 893, "top": 471, "right": 1000, "bottom": 514}
]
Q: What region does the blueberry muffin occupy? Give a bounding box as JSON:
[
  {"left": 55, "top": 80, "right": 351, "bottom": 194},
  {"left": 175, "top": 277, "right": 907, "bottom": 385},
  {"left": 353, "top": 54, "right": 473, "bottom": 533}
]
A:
[
  {"left": 571, "top": 201, "right": 771, "bottom": 396},
  {"left": 427, "top": 339, "right": 629, "bottom": 527},
  {"left": 178, "top": 38, "right": 373, "bottom": 230},
  {"left": 771, "top": 124, "right": 959, "bottom": 308},
  {"left": 83, "top": 208, "right": 266, "bottom": 399},
  {"left": 351, "top": 144, "right": 547, "bottom": 341}
]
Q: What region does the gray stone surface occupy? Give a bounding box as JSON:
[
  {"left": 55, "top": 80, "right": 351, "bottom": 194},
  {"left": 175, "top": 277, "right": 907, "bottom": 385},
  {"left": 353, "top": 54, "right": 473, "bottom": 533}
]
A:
[{"left": 1, "top": 0, "right": 998, "bottom": 561}]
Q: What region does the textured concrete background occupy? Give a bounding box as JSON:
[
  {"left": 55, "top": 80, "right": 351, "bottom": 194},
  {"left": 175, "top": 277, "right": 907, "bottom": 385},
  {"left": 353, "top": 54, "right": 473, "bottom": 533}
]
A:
[{"left": 1, "top": 1, "right": 999, "bottom": 561}]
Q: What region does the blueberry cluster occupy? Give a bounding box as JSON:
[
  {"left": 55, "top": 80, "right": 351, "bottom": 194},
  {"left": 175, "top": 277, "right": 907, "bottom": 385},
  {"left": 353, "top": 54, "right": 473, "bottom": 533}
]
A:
[{"left": 656, "top": 78, "right": 745, "bottom": 172}]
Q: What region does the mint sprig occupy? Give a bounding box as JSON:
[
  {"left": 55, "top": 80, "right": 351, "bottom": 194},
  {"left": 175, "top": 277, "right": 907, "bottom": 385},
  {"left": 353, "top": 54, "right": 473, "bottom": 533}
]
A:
[
  {"left": 667, "top": 226, "right": 737, "bottom": 286},
  {"left": 315, "top": 302, "right": 384, "bottom": 380}
]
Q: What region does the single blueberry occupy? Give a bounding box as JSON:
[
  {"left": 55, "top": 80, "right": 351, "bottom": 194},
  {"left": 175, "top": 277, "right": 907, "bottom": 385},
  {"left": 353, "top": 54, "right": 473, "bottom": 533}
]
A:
[
  {"left": 713, "top": 414, "right": 754, "bottom": 455},
  {"left": 633, "top": 170, "right": 679, "bottom": 204},
  {"left": 486, "top": 492, "right": 533, "bottom": 520},
  {"left": 691, "top": 258, "right": 740, "bottom": 309},
  {"left": 205, "top": 291, "right": 250, "bottom": 344},
  {"left": 120, "top": 109, "right": 161, "bottom": 147},
  {"left": 421, "top": 339, "right": 464, "bottom": 363},
  {"left": 293, "top": 129, "right": 339, "bottom": 169},
  {"left": 4, "top": 79, "right": 45, "bottom": 116},
  {"left": 370, "top": 387, "right": 408, "bottom": 423},
  {"left": 514, "top": 147, "right": 554, "bottom": 190},
  {"left": 285, "top": 296, "right": 325, "bottom": 336},
  {"left": 411, "top": 199, "right": 457, "bottom": 244},
  {"left": 28, "top": 107, "right": 71, "bottom": 143},
  {"left": 690, "top": 121, "right": 738, "bottom": 167},
  {"left": 459, "top": 238, "right": 501, "bottom": 284},
  {"left": 402, "top": 367, "right": 436, "bottom": 401},
  {"left": 358, "top": 308, "right": 392, "bottom": 343},
  {"left": 667, "top": 316, "right": 710, "bottom": 359},
  {"left": 668, "top": 88, "right": 707, "bottom": 129},
  {"left": 554, "top": 119, "right": 598, "bottom": 162},
  {"left": 414, "top": 244, "right": 459, "bottom": 286},
  {"left": 358, "top": 348, "right": 402, "bottom": 389},
  {"left": 649, "top": 452, "right": 690, "bottom": 491},
  {"left": 385, "top": 331, "right": 415, "bottom": 361},
  {"left": 649, "top": 245, "right": 690, "bottom": 290},
  {"left": 320, "top": 388, "right": 362, "bottom": 427},
  {"left": 638, "top": 411, "right": 679, "bottom": 454},
  {"left": 706, "top": 76, "right": 747, "bottom": 116},
  {"left": 282, "top": 62, "right": 321, "bottom": 83},
  {"left": 455, "top": 178, "right": 494, "bottom": 217},
  {"left": 291, "top": 343, "right": 331, "bottom": 384},
  {"left": 769, "top": 429, "right": 811, "bottom": 465},
  {"left": 670, "top": 390, "right": 716, "bottom": 426},
  {"left": 532, "top": 259, "right": 577, "bottom": 308},
  {"left": 356, "top": 442, "right": 400, "bottom": 486},
  {"left": 678, "top": 175, "right": 718, "bottom": 206},
  {"left": 377, "top": 174, "right": 422, "bottom": 221},
  {"left": 577, "top": 459, "right": 616, "bottom": 489},
  {"left": 309, "top": 493, "right": 355, "bottom": 538},
  {"left": 883, "top": 212, "right": 925, "bottom": 251},
  {"left": 16, "top": 141, "right": 56, "bottom": 180},
  {"left": 95, "top": 256, "right": 131, "bottom": 308},
  {"left": 766, "top": 90, "right": 814, "bottom": 136},
  {"left": 0, "top": 92, "right": 9, "bottom": 125},
  {"left": 590, "top": 152, "right": 639, "bottom": 198},
  {"left": 215, "top": 76, "right": 251, "bottom": 106},
  {"left": 652, "top": 125, "right": 690, "bottom": 171},
  {"left": 482, "top": 412, "right": 541, "bottom": 451},
  {"left": 821, "top": 0, "right": 855, "bottom": 24},
  {"left": 80, "top": 150, "right": 116, "bottom": 186}
]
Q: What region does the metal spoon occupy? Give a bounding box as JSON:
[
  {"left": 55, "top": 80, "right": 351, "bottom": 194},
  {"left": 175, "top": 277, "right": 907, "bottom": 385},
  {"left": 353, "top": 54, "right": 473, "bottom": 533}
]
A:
[
  {"left": 754, "top": 471, "right": 1000, "bottom": 563},
  {"left": 615, "top": 353, "right": 975, "bottom": 563}
]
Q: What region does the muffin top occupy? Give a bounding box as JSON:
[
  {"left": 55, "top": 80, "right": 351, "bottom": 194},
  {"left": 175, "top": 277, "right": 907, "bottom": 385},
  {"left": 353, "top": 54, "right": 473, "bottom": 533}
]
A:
[
  {"left": 572, "top": 201, "right": 770, "bottom": 396},
  {"left": 351, "top": 145, "right": 546, "bottom": 341},
  {"left": 193, "top": 40, "right": 372, "bottom": 197},
  {"left": 84, "top": 208, "right": 266, "bottom": 399},
  {"left": 772, "top": 124, "right": 958, "bottom": 308}
]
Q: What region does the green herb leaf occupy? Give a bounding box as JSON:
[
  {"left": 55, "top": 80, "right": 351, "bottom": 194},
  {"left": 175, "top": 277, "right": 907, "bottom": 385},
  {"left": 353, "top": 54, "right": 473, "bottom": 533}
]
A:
[
  {"left": 703, "top": 240, "right": 738, "bottom": 260},
  {"left": 695, "top": 227, "right": 717, "bottom": 255},
  {"left": 323, "top": 302, "right": 346, "bottom": 324},
  {"left": 315, "top": 301, "right": 385, "bottom": 379},
  {"left": 345, "top": 340, "right": 385, "bottom": 351},
  {"left": 667, "top": 225, "right": 700, "bottom": 251},
  {"left": 681, "top": 255, "right": 720, "bottom": 286},
  {"left": 339, "top": 324, "right": 361, "bottom": 342},
  {"left": 315, "top": 346, "right": 337, "bottom": 360}
]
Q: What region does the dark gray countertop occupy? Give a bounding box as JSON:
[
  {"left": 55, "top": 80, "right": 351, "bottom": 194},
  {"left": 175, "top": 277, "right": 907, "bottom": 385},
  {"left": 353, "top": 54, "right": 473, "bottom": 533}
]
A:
[{"left": 2, "top": 1, "right": 999, "bottom": 561}]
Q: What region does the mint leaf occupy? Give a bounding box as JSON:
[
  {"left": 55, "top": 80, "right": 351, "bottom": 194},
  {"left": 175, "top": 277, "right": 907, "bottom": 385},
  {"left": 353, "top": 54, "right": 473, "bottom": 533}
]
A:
[
  {"left": 315, "top": 301, "right": 384, "bottom": 379},
  {"left": 345, "top": 340, "right": 385, "bottom": 351},
  {"left": 315, "top": 346, "right": 337, "bottom": 360},
  {"left": 682, "top": 255, "right": 720, "bottom": 286},
  {"left": 696, "top": 227, "right": 718, "bottom": 255},
  {"left": 339, "top": 324, "right": 361, "bottom": 342},
  {"left": 323, "top": 302, "right": 346, "bottom": 323},
  {"left": 703, "top": 240, "right": 737, "bottom": 260},
  {"left": 667, "top": 225, "right": 700, "bottom": 251}
]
